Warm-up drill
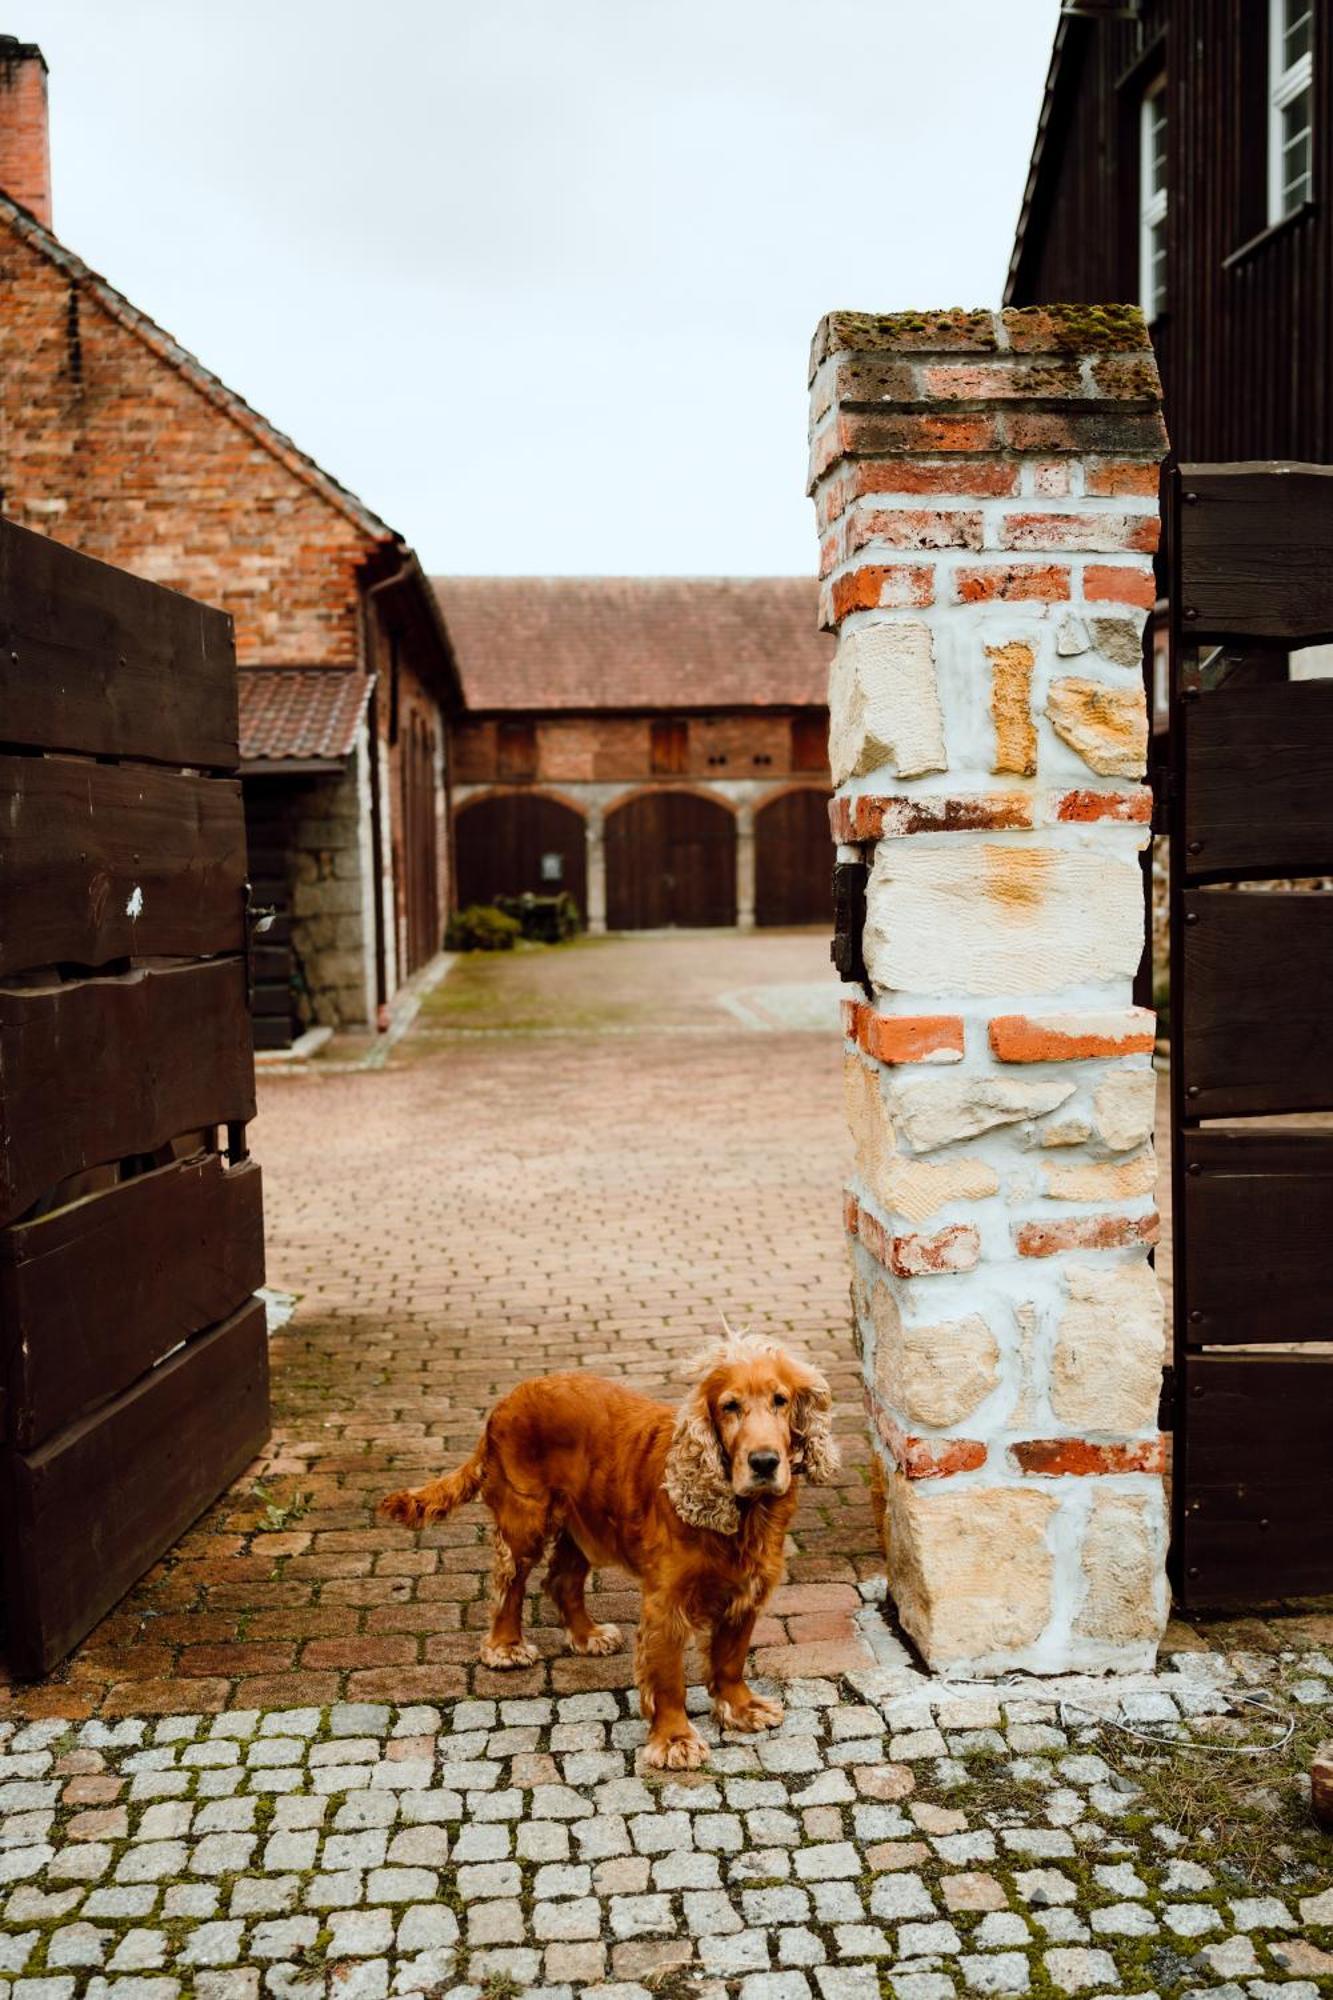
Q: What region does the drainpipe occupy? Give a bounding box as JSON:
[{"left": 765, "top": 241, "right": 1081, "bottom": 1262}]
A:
[{"left": 362, "top": 554, "right": 410, "bottom": 1032}]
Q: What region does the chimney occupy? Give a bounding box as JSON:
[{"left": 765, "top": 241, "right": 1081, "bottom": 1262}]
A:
[{"left": 0, "top": 38, "right": 51, "bottom": 228}]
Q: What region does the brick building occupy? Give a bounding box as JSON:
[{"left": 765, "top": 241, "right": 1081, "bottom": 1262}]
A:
[
  {"left": 435, "top": 577, "right": 833, "bottom": 930},
  {"left": 0, "top": 40, "right": 458, "bottom": 1048}
]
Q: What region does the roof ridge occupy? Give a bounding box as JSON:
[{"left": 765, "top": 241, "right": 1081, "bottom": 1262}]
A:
[{"left": 0, "top": 191, "right": 399, "bottom": 544}]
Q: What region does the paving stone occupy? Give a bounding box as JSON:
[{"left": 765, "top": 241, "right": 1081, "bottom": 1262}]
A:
[
  {"left": 869, "top": 1874, "right": 935, "bottom": 1922},
  {"left": 532, "top": 1895, "right": 602, "bottom": 1941},
  {"left": 1042, "top": 1947, "right": 1118, "bottom": 1994},
  {"left": 327, "top": 1908, "right": 395, "bottom": 1956},
  {"left": 1229, "top": 1895, "right": 1294, "bottom": 1930}
]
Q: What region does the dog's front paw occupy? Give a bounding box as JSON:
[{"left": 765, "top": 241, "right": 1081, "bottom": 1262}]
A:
[
  {"left": 643, "top": 1725, "right": 709, "bottom": 1771},
  {"left": 714, "top": 1691, "right": 784, "bottom": 1733},
  {"left": 379, "top": 1489, "right": 426, "bottom": 1528},
  {"left": 572, "top": 1622, "right": 623, "bottom": 1657},
  {"left": 479, "top": 1639, "right": 539, "bottom": 1669}
]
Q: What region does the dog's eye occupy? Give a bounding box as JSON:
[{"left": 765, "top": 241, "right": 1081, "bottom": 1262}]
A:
[
  {"left": 773, "top": 1393, "right": 788, "bottom": 1409},
  {"left": 720, "top": 1398, "right": 742, "bottom": 1416}
]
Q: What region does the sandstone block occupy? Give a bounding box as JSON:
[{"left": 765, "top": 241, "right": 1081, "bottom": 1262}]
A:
[
  {"left": 828, "top": 623, "right": 946, "bottom": 784},
  {"left": 1073, "top": 1492, "right": 1166, "bottom": 1645},
  {"left": 987, "top": 641, "right": 1036, "bottom": 777},
  {"left": 1051, "top": 1261, "right": 1164, "bottom": 1432},
  {"left": 845, "top": 1056, "right": 999, "bottom": 1219},
  {"left": 1089, "top": 616, "right": 1145, "bottom": 668},
  {"left": 1093, "top": 1068, "right": 1156, "bottom": 1151},
  {"left": 871, "top": 1285, "right": 1000, "bottom": 1427},
  {"left": 1046, "top": 678, "right": 1147, "bottom": 778},
  {"left": 885, "top": 1074, "right": 1074, "bottom": 1152},
  {"left": 882, "top": 1477, "right": 1056, "bottom": 1666},
  {"left": 1043, "top": 1151, "right": 1157, "bottom": 1202},
  {"left": 865, "top": 845, "right": 1144, "bottom": 997}
]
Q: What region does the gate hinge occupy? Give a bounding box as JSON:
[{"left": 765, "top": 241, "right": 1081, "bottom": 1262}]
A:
[{"left": 1157, "top": 1362, "right": 1176, "bottom": 1431}]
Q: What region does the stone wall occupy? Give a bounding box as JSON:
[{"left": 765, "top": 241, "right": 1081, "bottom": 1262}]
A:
[
  {"left": 809, "top": 306, "right": 1169, "bottom": 1675},
  {"left": 288, "top": 722, "right": 377, "bottom": 1031}
]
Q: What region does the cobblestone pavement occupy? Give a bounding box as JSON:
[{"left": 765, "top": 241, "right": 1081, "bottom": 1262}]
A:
[{"left": 0, "top": 1647, "right": 1330, "bottom": 2000}]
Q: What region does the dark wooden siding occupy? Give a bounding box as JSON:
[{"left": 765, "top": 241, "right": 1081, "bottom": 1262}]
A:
[{"left": 1009, "top": 1, "right": 1333, "bottom": 464}]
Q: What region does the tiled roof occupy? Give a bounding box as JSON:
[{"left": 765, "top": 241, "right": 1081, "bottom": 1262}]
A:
[
  {"left": 431, "top": 577, "right": 832, "bottom": 712},
  {"left": 238, "top": 668, "right": 372, "bottom": 766}
]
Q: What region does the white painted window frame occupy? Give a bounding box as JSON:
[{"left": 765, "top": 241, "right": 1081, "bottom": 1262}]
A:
[
  {"left": 1139, "top": 77, "right": 1168, "bottom": 321},
  {"left": 1269, "top": 0, "right": 1314, "bottom": 224}
]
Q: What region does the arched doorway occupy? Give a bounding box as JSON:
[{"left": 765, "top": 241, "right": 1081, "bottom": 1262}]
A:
[
  {"left": 453, "top": 793, "right": 588, "bottom": 916},
  {"left": 605, "top": 791, "right": 737, "bottom": 929},
  {"left": 754, "top": 788, "right": 833, "bottom": 926}
]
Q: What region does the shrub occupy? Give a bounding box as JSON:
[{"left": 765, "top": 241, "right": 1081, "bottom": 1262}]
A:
[{"left": 445, "top": 903, "right": 522, "bottom": 952}]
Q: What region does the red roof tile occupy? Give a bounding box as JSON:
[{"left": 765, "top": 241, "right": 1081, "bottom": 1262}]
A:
[
  {"left": 238, "top": 668, "right": 372, "bottom": 766},
  {"left": 431, "top": 577, "right": 832, "bottom": 712}
]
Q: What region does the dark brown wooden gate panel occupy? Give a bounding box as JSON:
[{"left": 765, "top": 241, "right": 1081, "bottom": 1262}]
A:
[
  {"left": 754, "top": 788, "right": 833, "bottom": 926},
  {"left": 0, "top": 518, "right": 270, "bottom": 1677},
  {"left": 454, "top": 792, "right": 588, "bottom": 915},
  {"left": 1168, "top": 462, "right": 1333, "bottom": 1609},
  {"left": 605, "top": 791, "right": 737, "bottom": 929}
]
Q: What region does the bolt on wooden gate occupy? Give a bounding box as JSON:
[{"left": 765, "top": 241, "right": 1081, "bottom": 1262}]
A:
[
  {"left": 1167, "top": 462, "right": 1333, "bottom": 1608},
  {"left": 0, "top": 519, "right": 270, "bottom": 1678}
]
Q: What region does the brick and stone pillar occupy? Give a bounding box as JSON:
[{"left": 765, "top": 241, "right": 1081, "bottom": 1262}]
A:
[{"left": 809, "top": 307, "right": 1169, "bottom": 1675}]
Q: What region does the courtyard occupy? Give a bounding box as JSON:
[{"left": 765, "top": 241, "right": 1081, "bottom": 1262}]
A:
[{"left": 0, "top": 933, "right": 1330, "bottom": 1998}]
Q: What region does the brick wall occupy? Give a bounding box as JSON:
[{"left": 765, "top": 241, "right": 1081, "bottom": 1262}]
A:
[
  {"left": 451, "top": 709, "right": 828, "bottom": 787},
  {"left": 810, "top": 306, "right": 1169, "bottom": 1674},
  {"left": 0, "top": 224, "right": 375, "bottom": 665}
]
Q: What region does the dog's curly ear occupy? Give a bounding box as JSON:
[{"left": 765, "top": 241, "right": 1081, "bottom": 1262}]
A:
[
  {"left": 790, "top": 1362, "right": 840, "bottom": 1485},
  {"left": 664, "top": 1385, "right": 739, "bottom": 1535}
]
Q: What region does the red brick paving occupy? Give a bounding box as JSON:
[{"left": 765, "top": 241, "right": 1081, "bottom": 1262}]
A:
[{"left": 3, "top": 936, "right": 1327, "bottom": 1720}]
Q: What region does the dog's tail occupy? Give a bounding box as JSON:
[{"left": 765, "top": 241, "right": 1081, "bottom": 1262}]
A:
[{"left": 380, "top": 1432, "right": 487, "bottom": 1529}]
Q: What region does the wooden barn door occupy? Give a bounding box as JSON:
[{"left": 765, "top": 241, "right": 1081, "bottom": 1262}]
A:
[
  {"left": 0, "top": 520, "right": 270, "bottom": 1677},
  {"left": 755, "top": 788, "right": 834, "bottom": 925},
  {"left": 1167, "top": 464, "right": 1333, "bottom": 1608},
  {"left": 454, "top": 793, "right": 588, "bottom": 914},
  {"left": 605, "top": 792, "right": 737, "bottom": 929}
]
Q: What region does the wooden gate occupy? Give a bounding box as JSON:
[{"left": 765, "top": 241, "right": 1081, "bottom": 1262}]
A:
[
  {"left": 454, "top": 792, "right": 588, "bottom": 915},
  {"left": 0, "top": 519, "right": 270, "bottom": 1677},
  {"left": 1167, "top": 463, "right": 1333, "bottom": 1608},
  {"left": 605, "top": 791, "right": 736, "bottom": 929},
  {"left": 755, "top": 788, "right": 833, "bottom": 926}
]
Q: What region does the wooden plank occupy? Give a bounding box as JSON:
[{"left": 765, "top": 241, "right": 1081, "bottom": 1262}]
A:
[
  {"left": 1180, "top": 887, "right": 1333, "bottom": 1116},
  {"left": 1177, "top": 464, "right": 1333, "bottom": 641},
  {"left": 754, "top": 789, "right": 834, "bottom": 927},
  {"left": 0, "top": 1298, "right": 269, "bottom": 1676},
  {"left": 1177, "top": 1351, "right": 1333, "bottom": 1607},
  {"left": 0, "top": 756, "right": 246, "bottom": 973},
  {"left": 0, "top": 517, "right": 237, "bottom": 768},
  {"left": 1184, "top": 679, "right": 1333, "bottom": 878},
  {"left": 0, "top": 960, "right": 254, "bottom": 1226},
  {"left": 1182, "top": 1129, "right": 1333, "bottom": 1345},
  {"left": 0, "top": 1154, "right": 263, "bottom": 1448}
]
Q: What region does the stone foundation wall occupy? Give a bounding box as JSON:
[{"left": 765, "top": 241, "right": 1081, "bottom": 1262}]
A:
[
  {"left": 289, "top": 721, "right": 377, "bottom": 1031},
  {"left": 808, "top": 306, "right": 1170, "bottom": 1675}
]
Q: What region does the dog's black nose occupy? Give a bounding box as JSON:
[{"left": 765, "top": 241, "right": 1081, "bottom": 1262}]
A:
[{"left": 748, "top": 1450, "right": 780, "bottom": 1480}]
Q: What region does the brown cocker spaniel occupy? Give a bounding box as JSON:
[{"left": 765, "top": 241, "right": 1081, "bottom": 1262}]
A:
[{"left": 381, "top": 1334, "right": 838, "bottom": 1769}]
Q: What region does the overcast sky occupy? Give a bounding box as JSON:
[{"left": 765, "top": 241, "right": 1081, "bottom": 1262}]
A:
[{"left": 27, "top": 0, "right": 1056, "bottom": 575}]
